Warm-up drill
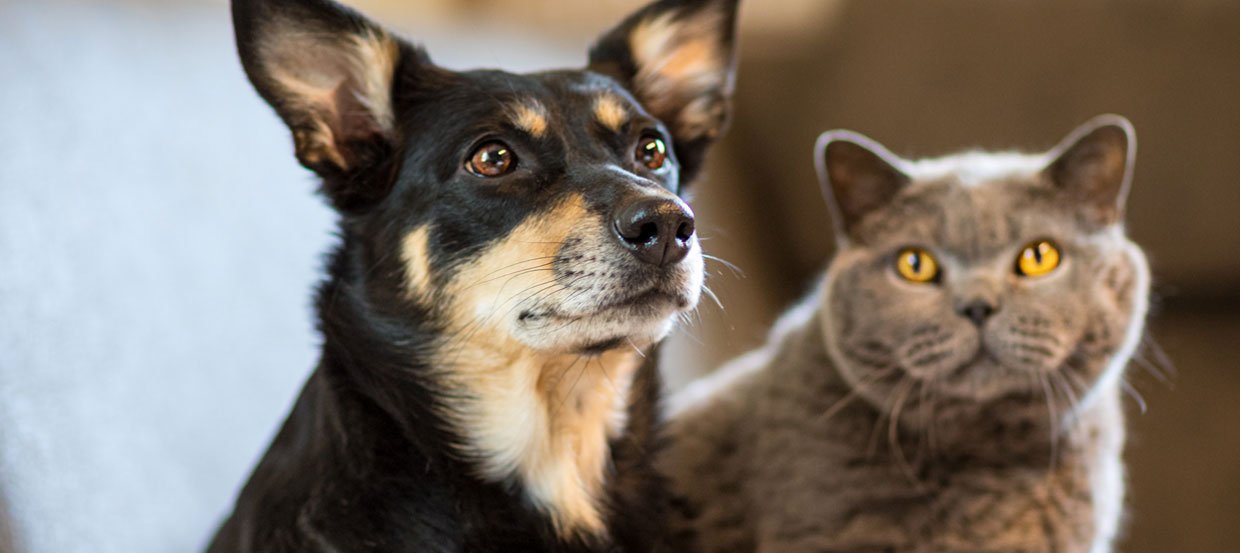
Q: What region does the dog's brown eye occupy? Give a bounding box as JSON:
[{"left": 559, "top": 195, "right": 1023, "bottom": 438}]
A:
[
  {"left": 636, "top": 135, "right": 668, "bottom": 171},
  {"left": 467, "top": 141, "right": 516, "bottom": 177}
]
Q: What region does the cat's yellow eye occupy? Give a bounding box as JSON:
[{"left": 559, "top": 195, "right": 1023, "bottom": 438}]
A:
[
  {"left": 895, "top": 248, "right": 939, "bottom": 284},
  {"left": 1016, "top": 240, "right": 1061, "bottom": 277}
]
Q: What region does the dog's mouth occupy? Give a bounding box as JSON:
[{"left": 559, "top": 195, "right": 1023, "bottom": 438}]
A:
[
  {"left": 523, "top": 280, "right": 694, "bottom": 319},
  {"left": 518, "top": 285, "right": 690, "bottom": 323},
  {"left": 593, "top": 285, "right": 692, "bottom": 314},
  {"left": 511, "top": 274, "right": 699, "bottom": 355},
  {"left": 578, "top": 337, "right": 628, "bottom": 356}
]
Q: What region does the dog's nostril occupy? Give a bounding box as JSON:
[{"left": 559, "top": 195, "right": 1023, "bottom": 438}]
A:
[
  {"left": 635, "top": 222, "right": 659, "bottom": 244},
  {"left": 675, "top": 220, "right": 695, "bottom": 242}
]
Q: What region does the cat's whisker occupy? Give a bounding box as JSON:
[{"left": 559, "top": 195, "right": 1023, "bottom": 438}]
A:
[
  {"left": 1138, "top": 332, "right": 1176, "bottom": 384},
  {"left": 1058, "top": 369, "right": 1093, "bottom": 414},
  {"left": 1037, "top": 372, "right": 1061, "bottom": 475},
  {"left": 1121, "top": 378, "right": 1148, "bottom": 415},
  {"left": 866, "top": 372, "right": 908, "bottom": 458},
  {"left": 915, "top": 378, "right": 938, "bottom": 461},
  {"left": 1130, "top": 350, "right": 1174, "bottom": 390},
  {"left": 924, "top": 380, "right": 942, "bottom": 455},
  {"left": 887, "top": 378, "right": 922, "bottom": 487},
  {"left": 865, "top": 392, "right": 888, "bottom": 457},
  {"left": 1049, "top": 371, "right": 1083, "bottom": 420},
  {"left": 817, "top": 367, "right": 897, "bottom": 427},
  {"left": 915, "top": 379, "right": 930, "bottom": 459}
]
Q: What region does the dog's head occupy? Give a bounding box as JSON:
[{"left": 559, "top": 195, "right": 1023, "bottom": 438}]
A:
[{"left": 233, "top": 0, "right": 739, "bottom": 355}]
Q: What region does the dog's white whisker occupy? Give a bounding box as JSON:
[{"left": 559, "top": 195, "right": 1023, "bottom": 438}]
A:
[{"left": 702, "top": 253, "right": 745, "bottom": 277}]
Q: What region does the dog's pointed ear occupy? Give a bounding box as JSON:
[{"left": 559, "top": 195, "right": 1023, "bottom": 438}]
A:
[
  {"left": 232, "top": 0, "right": 417, "bottom": 205},
  {"left": 1042, "top": 114, "right": 1136, "bottom": 227},
  {"left": 815, "top": 130, "right": 912, "bottom": 243},
  {"left": 589, "top": 0, "right": 740, "bottom": 181}
]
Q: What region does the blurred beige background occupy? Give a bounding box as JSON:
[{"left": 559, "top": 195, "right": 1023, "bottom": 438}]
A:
[{"left": 0, "top": 0, "right": 1236, "bottom": 552}]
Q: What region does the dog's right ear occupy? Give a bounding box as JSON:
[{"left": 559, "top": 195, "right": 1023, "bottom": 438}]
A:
[
  {"left": 815, "top": 130, "right": 912, "bottom": 243},
  {"left": 232, "top": 0, "right": 416, "bottom": 207},
  {"left": 589, "top": 0, "right": 741, "bottom": 183}
]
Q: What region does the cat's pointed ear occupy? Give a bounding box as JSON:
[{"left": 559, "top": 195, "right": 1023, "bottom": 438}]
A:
[
  {"left": 588, "top": 0, "right": 741, "bottom": 182},
  {"left": 232, "top": 0, "right": 419, "bottom": 206},
  {"left": 1042, "top": 114, "right": 1136, "bottom": 226},
  {"left": 815, "top": 130, "right": 912, "bottom": 241}
]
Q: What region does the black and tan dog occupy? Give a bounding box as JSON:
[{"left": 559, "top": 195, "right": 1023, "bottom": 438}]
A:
[{"left": 208, "top": 0, "right": 739, "bottom": 551}]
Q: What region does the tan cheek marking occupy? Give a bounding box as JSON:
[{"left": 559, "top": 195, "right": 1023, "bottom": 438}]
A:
[
  {"left": 593, "top": 94, "right": 629, "bottom": 132},
  {"left": 509, "top": 100, "right": 550, "bottom": 138},
  {"left": 400, "top": 225, "right": 433, "bottom": 299},
  {"left": 442, "top": 194, "right": 588, "bottom": 329},
  {"left": 432, "top": 193, "right": 635, "bottom": 539}
]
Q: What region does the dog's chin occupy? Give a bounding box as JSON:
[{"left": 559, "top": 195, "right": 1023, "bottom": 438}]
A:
[{"left": 512, "top": 289, "right": 696, "bottom": 355}]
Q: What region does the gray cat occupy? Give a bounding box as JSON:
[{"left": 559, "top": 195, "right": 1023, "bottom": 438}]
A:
[{"left": 662, "top": 115, "right": 1150, "bottom": 553}]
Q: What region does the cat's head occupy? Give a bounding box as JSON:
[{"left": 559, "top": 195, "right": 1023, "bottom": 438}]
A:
[{"left": 816, "top": 115, "right": 1150, "bottom": 413}]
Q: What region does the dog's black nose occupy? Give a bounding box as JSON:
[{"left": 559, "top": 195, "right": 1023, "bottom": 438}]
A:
[
  {"left": 958, "top": 300, "right": 996, "bottom": 327},
  {"left": 613, "top": 196, "right": 696, "bottom": 267}
]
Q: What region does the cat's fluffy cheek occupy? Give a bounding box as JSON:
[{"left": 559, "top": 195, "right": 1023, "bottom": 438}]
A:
[{"left": 983, "top": 309, "right": 1081, "bottom": 376}]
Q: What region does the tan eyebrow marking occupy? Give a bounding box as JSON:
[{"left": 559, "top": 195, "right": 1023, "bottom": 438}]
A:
[
  {"left": 593, "top": 94, "right": 629, "bottom": 132},
  {"left": 508, "top": 99, "right": 549, "bottom": 138}
]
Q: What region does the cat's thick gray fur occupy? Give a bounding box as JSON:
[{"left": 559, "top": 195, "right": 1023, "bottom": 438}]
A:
[{"left": 663, "top": 115, "right": 1150, "bottom": 553}]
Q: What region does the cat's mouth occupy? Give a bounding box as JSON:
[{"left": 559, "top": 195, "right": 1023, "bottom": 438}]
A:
[{"left": 932, "top": 350, "right": 1046, "bottom": 400}]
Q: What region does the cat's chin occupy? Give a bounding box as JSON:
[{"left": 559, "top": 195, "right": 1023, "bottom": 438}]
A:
[{"left": 927, "top": 354, "right": 1051, "bottom": 401}]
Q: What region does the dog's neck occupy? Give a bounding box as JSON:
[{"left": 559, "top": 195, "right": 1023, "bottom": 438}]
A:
[
  {"left": 435, "top": 333, "right": 643, "bottom": 540},
  {"left": 318, "top": 240, "right": 644, "bottom": 540}
]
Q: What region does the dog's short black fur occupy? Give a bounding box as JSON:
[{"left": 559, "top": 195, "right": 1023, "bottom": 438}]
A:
[{"left": 208, "top": 0, "right": 739, "bottom": 551}]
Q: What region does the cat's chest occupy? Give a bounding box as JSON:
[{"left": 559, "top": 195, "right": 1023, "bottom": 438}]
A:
[{"left": 754, "top": 458, "right": 1096, "bottom": 551}]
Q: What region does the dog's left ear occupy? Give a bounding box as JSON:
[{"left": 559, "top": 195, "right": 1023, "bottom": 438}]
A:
[
  {"left": 232, "top": 0, "right": 418, "bottom": 209},
  {"left": 589, "top": 0, "right": 741, "bottom": 181}
]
